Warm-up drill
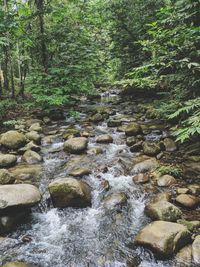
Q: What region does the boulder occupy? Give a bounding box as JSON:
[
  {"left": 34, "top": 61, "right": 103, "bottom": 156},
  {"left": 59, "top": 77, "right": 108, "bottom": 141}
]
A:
[
  {"left": 133, "top": 173, "right": 149, "bottom": 184},
  {"left": 0, "top": 131, "right": 26, "bottom": 149},
  {"left": 103, "top": 192, "right": 127, "bottom": 210},
  {"left": 0, "top": 169, "right": 15, "bottom": 185},
  {"left": 163, "top": 138, "right": 177, "bottom": 152},
  {"left": 175, "top": 245, "right": 192, "bottom": 266},
  {"left": 176, "top": 194, "right": 200, "bottom": 209},
  {"left": 142, "top": 141, "right": 161, "bottom": 156},
  {"left": 69, "top": 168, "right": 91, "bottom": 177},
  {"left": 29, "top": 123, "right": 42, "bottom": 132},
  {"left": 0, "top": 184, "right": 41, "bottom": 212},
  {"left": 145, "top": 200, "right": 182, "bottom": 222},
  {"left": 157, "top": 175, "right": 177, "bottom": 187},
  {"left": 131, "top": 158, "right": 159, "bottom": 174},
  {"left": 192, "top": 235, "right": 200, "bottom": 264},
  {"left": 10, "top": 164, "right": 42, "bottom": 183},
  {"left": 0, "top": 154, "right": 17, "bottom": 168},
  {"left": 125, "top": 123, "right": 141, "bottom": 136},
  {"left": 22, "top": 150, "right": 43, "bottom": 164},
  {"left": 134, "top": 221, "right": 191, "bottom": 258},
  {"left": 25, "top": 131, "right": 41, "bottom": 144},
  {"left": 48, "top": 178, "right": 91, "bottom": 208},
  {"left": 96, "top": 134, "right": 113, "bottom": 143},
  {"left": 64, "top": 137, "right": 88, "bottom": 154},
  {"left": 0, "top": 211, "right": 27, "bottom": 234}
]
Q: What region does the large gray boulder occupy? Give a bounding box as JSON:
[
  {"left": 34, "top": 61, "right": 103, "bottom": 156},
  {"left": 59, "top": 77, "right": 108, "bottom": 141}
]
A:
[
  {"left": 64, "top": 137, "right": 88, "bottom": 154},
  {"left": 0, "top": 184, "right": 41, "bottom": 212},
  {"left": 134, "top": 221, "right": 191, "bottom": 258},
  {"left": 0, "top": 154, "right": 17, "bottom": 168},
  {"left": 0, "top": 131, "right": 26, "bottom": 149},
  {"left": 48, "top": 178, "right": 91, "bottom": 208}
]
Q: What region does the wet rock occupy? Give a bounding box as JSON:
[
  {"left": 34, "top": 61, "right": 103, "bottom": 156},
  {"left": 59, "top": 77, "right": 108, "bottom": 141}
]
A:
[
  {"left": 176, "top": 194, "right": 200, "bottom": 209},
  {"left": 175, "top": 245, "right": 192, "bottom": 267},
  {"left": 125, "top": 123, "right": 141, "bottom": 136},
  {"left": 177, "top": 188, "right": 190, "bottom": 194},
  {"left": 87, "top": 147, "right": 103, "bottom": 155},
  {"left": 0, "top": 131, "right": 26, "bottom": 150},
  {"left": 157, "top": 175, "right": 177, "bottom": 187},
  {"left": 101, "top": 179, "right": 110, "bottom": 191},
  {"left": 163, "top": 138, "right": 177, "bottom": 152},
  {"left": 145, "top": 200, "right": 182, "bottom": 222},
  {"left": 69, "top": 168, "right": 91, "bottom": 177},
  {"left": 102, "top": 192, "right": 127, "bottom": 210},
  {"left": 151, "top": 192, "right": 172, "bottom": 202},
  {"left": 131, "top": 158, "right": 159, "bottom": 174},
  {"left": 142, "top": 141, "right": 161, "bottom": 156},
  {"left": 96, "top": 134, "right": 113, "bottom": 144},
  {"left": 62, "top": 128, "right": 81, "bottom": 140},
  {"left": 48, "top": 178, "right": 91, "bottom": 208},
  {"left": 0, "top": 154, "right": 17, "bottom": 168},
  {"left": 25, "top": 119, "right": 43, "bottom": 128},
  {"left": 22, "top": 150, "right": 43, "bottom": 164},
  {"left": 177, "top": 220, "right": 200, "bottom": 233},
  {"left": 18, "top": 141, "right": 41, "bottom": 154},
  {"left": 134, "top": 221, "right": 191, "bottom": 258},
  {"left": 29, "top": 123, "right": 42, "bottom": 132},
  {"left": 0, "top": 184, "right": 41, "bottom": 212},
  {"left": 0, "top": 211, "right": 27, "bottom": 234},
  {"left": 0, "top": 169, "right": 15, "bottom": 185},
  {"left": 10, "top": 164, "right": 42, "bottom": 183},
  {"left": 133, "top": 173, "right": 149, "bottom": 184},
  {"left": 25, "top": 131, "right": 41, "bottom": 144},
  {"left": 89, "top": 113, "right": 103, "bottom": 123},
  {"left": 130, "top": 141, "right": 143, "bottom": 153},
  {"left": 43, "top": 134, "right": 60, "bottom": 144},
  {"left": 192, "top": 235, "right": 200, "bottom": 264},
  {"left": 107, "top": 119, "right": 122, "bottom": 127},
  {"left": 126, "top": 137, "right": 136, "bottom": 147},
  {"left": 188, "top": 184, "right": 200, "bottom": 195},
  {"left": 1, "top": 262, "right": 31, "bottom": 267},
  {"left": 64, "top": 137, "right": 88, "bottom": 154}
]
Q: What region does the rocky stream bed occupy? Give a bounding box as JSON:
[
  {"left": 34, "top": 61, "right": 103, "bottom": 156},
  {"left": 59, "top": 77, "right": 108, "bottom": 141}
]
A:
[{"left": 0, "top": 91, "right": 200, "bottom": 267}]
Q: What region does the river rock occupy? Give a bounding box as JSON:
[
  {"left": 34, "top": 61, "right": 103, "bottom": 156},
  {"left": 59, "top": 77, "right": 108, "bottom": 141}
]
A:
[
  {"left": 0, "top": 131, "right": 26, "bottom": 150},
  {"left": 126, "top": 137, "right": 136, "bottom": 147},
  {"left": 29, "top": 123, "right": 42, "bottom": 132},
  {"left": 151, "top": 192, "right": 171, "bottom": 202},
  {"left": 0, "top": 211, "right": 27, "bottom": 234},
  {"left": 177, "top": 220, "right": 200, "bottom": 232},
  {"left": 175, "top": 245, "right": 192, "bottom": 266},
  {"left": 125, "top": 123, "right": 141, "bottom": 136},
  {"left": 176, "top": 194, "right": 200, "bottom": 209},
  {"left": 134, "top": 221, "right": 191, "bottom": 258},
  {"left": 25, "top": 131, "right": 41, "bottom": 144},
  {"left": 103, "top": 192, "right": 127, "bottom": 210},
  {"left": 1, "top": 262, "right": 31, "bottom": 267},
  {"left": 130, "top": 141, "right": 143, "bottom": 153},
  {"left": 87, "top": 146, "right": 103, "bottom": 155},
  {"left": 0, "top": 169, "right": 15, "bottom": 185},
  {"left": 0, "top": 184, "right": 41, "bottom": 212},
  {"left": 64, "top": 137, "right": 88, "bottom": 154},
  {"left": 133, "top": 173, "right": 149, "bottom": 184},
  {"left": 145, "top": 200, "right": 182, "bottom": 222},
  {"left": 48, "top": 178, "right": 91, "bottom": 208},
  {"left": 62, "top": 128, "right": 80, "bottom": 140},
  {"left": 131, "top": 158, "right": 159, "bottom": 174},
  {"left": 107, "top": 119, "right": 122, "bottom": 127},
  {"left": 0, "top": 154, "right": 17, "bottom": 168},
  {"left": 188, "top": 184, "right": 200, "bottom": 195},
  {"left": 96, "top": 134, "right": 113, "bottom": 143},
  {"left": 142, "top": 141, "right": 161, "bottom": 156},
  {"left": 163, "top": 138, "right": 177, "bottom": 152},
  {"left": 69, "top": 168, "right": 91, "bottom": 177},
  {"left": 26, "top": 119, "right": 43, "bottom": 128},
  {"left": 10, "top": 164, "right": 42, "bottom": 183},
  {"left": 22, "top": 150, "right": 43, "bottom": 164},
  {"left": 192, "top": 235, "right": 200, "bottom": 264},
  {"left": 157, "top": 175, "right": 177, "bottom": 187},
  {"left": 89, "top": 113, "right": 103, "bottom": 123},
  {"left": 177, "top": 188, "right": 189, "bottom": 194}
]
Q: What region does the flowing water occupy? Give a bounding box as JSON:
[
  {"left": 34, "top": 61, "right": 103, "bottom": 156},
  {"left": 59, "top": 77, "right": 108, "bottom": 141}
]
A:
[{"left": 0, "top": 93, "right": 174, "bottom": 267}]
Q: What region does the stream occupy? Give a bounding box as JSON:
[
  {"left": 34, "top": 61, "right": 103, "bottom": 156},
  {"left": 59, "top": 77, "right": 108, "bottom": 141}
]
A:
[{"left": 0, "top": 92, "right": 183, "bottom": 267}]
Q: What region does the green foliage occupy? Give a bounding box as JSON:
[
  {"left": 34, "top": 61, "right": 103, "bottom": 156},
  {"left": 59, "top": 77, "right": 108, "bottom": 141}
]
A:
[
  {"left": 68, "top": 111, "right": 80, "bottom": 119},
  {"left": 156, "top": 165, "right": 182, "bottom": 178}
]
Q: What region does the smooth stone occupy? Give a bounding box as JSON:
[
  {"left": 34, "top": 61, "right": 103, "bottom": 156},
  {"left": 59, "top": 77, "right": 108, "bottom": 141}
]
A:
[
  {"left": 163, "top": 138, "right": 177, "bottom": 152},
  {"left": 192, "top": 235, "right": 200, "bottom": 264},
  {"left": 130, "top": 142, "right": 143, "bottom": 153},
  {"left": 175, "top": 245, "right": 192, "bottom": 266},
  {"left": 177, "top": 188, "right": 190, "bottom": 194},
  {"left": 96, "top": 134, "right": 113, "bottom": 144},
  {"left": 1, "top": 262, "right": 32, "bottom": 267},
  {"left": 69, "top": 168, "right": 91, "bottom": 177},
  {"left": 87, "top": 147, "right": 103, "bottom": 155},
  {"left": 157, "top": 175, "right": 177, "bottom": 187},
  {"left": 126, "top": 137, "right": 136, "bottom": 147},
  {"left": 188, "top": 184, "right": 200, "bottom": 195},
  {"left": 145, "top": 200, "right": 182, "bottom": 222},
  {"left": 89, "top": 113, "right": 103, "bottom": 123},
  {"left": 0, "top": 169, "right": 15, "bottom": 185},
  {"left": 0, "top": 131, "right": 26, "bottom": 149},
  {"left": 0, "top": 154, "right": 17, "bottom": 168},
  {"left": 107, "top": 119, "right": 122, "bottom": 127},
  {"left": 25, "top": 131, "right": 41, "bottom": 144},
  {"left": 0, "top": 184, "right": 41, "bottom": 212},
  {"left": 125, "top": 122, "right": 141, "bottom": 136},
  {"left": 29, "top": 123, "right": 42, "bottom": 132},
  {"left": 64, "top": 137, "right": 88, "bottom": 154},
  {"left": 18, "top": 141, "right": 41, "bottom": 154},
  {"left": 103, "top": 192, "right": 127, "bottom": 210},
  {"left": 48, "top": 178, "right": 91, "bottom": 208},
  {"left": 131, "top": 158, "right": 159, "bottom": 174},
  {"left": 10, "top": 164, "right": 42, "bottom": 183},
  {"left": 134, "top": 221, "right": 191, "bottom": 258},
  {"left": 133, "top": 173, "right": 149, "bottom": 184},
  {"left": 142, "top": 141, "right": 161, "bottom": 156},
  {"left": 176, "top": 194, "right": 200, "bottom": 209},
  {"left": 22, "top": 150, "right": 43, "bottom": 164},
  {"left": 101, "top": 179, "right": 110, "bottom": 191},
  {"left": 177, "top": 220, "right": 200, "bottom": 232},
  {"left": 25, "top": 119, "right": 43, "bottom": 128},
  {"left": 62, "top": 128, "right": 80, "bottom": 140}
]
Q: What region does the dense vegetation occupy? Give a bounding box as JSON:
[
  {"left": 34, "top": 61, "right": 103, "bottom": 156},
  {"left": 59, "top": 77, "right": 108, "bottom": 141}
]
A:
[{"left": 0, "top": 0, "right": 199, "bottom": 142}]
